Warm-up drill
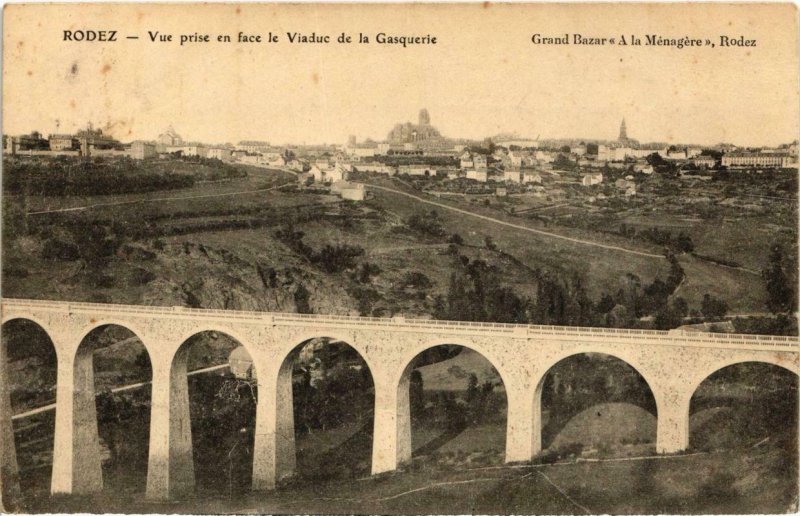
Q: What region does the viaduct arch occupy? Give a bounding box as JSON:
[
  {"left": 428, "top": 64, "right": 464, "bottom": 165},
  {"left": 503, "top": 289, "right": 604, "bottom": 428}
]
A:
[
  {"left": 532, "top": 351, "right": 659, "bottom": 455},
  {"left": 1, "top": 298, "right": 798, "bottom": 507},
  {"left": 395, "top": 343, "right": 510, "bottom": 466},
  {"left": 1, "top": 317, "right": 57, "bottom": 509}
]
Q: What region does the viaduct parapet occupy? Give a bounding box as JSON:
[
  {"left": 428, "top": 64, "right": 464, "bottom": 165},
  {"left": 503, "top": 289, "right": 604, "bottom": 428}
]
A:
[{"left": 1, "top": 298, "right": 798, "bottom": 505}]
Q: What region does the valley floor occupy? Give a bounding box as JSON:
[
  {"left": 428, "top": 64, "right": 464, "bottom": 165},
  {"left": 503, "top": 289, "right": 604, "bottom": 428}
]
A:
[{"left": 27, "top": 445, "right": 798, "bottom": 515}]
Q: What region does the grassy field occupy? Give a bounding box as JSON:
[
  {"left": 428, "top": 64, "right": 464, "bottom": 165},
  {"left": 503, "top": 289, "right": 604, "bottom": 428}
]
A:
[
  {"left": 27, "top": 445, "right": 797, "bottom": 514},
  {"left": 364, "top": 183, "right": 668, "bottom": 300},
  {"left": 361, "top": 178, "right": 787, "bottom": 315}
]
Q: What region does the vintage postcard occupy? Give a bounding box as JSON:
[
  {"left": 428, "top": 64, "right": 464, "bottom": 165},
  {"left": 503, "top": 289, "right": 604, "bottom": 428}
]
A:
[{"left": 1, "top": 2, "right": 798, "bottom": 514}]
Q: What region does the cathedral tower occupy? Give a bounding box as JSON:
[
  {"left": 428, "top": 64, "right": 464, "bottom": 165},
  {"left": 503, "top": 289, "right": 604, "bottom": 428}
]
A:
[{"left": 419, "top": 108, "right": 431, "bottom": 126}]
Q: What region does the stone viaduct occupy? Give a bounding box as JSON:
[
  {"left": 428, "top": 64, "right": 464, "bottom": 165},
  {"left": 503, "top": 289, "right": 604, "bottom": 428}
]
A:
[{"left": 1, "top": 298, "right": 798, "bottom": 506}]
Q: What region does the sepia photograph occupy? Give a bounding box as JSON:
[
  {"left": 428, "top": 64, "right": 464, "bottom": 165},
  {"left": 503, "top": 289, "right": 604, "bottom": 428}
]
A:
[{"left": 1, "top": 2, "right": 798, "bottom": 514}]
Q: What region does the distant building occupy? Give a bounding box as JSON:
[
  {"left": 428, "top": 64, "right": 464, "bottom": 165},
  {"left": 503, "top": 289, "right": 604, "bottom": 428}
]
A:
[
  {"left": 228, "top": 346, "right": 256, "bottom": 380},
  {"left": 460, "top": 151, "right": 473, "bottom": 169},
  {"left": 691, "top": 156, "right": 716, "bottom": 169},
  {"left": 507, "top": 151, "right": 524, "bottom": 168},
  {"left": 236, "top": 140, "right": 271, "bottom": 154},
  {"left": 308, "top": 164, "right": 346, "bottom": 183},
  {"left": 333, "top": 181, "right": 366, "bottom": 201},
  {"left": 386, "top": 108, "right": 448, "bottom": 150},
  {"left": 535, "top": 150, "right": 555, "bottom": 163},
  {"left": 345, "top": 142, "right": 378, "bottom": 158},
  {"left": 48, "top": 134, "right": 77, "bottom": 151},
  {"left": 158, "top": 126, "right": 183, "bottom": 146},
  {"left": 617, "top": 118, "right": 639, "bottom": 147},
  {"left": 16, "top": 131, "right": 49, "bottom": 151},
  {"left": 167, "top": 145, "right": 208, "bottom": 157},
  {"left": 130, "top": 141, "right": 157, "bottom": 160},
  {"left": 399, "top": 165, "right": 434, "bottom": 176},
  {"left": 582, "top": 172, "right": 603, "bottom": 186},
  {"left": 287, "top": 159, "right": 305, "bottom": 172},
  {"left": 523, "top": 172, "right": 542, "bottom": 184},
  {"left": 503, "top": 169, "right": 521, "bottom": 183},
  {"left": 356, "top": 164, "right": 394, "bottom": 175},
  {"left": 473, "top": 155, "right": 488, "bottom": 170},
  {"left": 466, "top": 169, "right": 487, "bottom": 182},
  {"left": 207, "top": 147, "right": 232, "bottom": 161},
  {"left": 308, "top": 165, "right": 325, "bottom": 182},
  {"left": 665, "top": 148, "right": 688, "bottom": 160},
  {"left": 314, "top": 158, "right": 332, "bottom": 170},
  {"left": 76, "top": 126, "right": 121, "bottom": 150},
  {"left": 721, "top": 152, "right": 792, "bottom": 168},
  {"left": 327, "top": 164, "right": 347, "bottom": 183}
]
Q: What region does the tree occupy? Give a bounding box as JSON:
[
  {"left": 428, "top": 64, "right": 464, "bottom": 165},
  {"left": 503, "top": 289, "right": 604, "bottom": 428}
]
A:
[
  {"left": 596, "top": 293, "right": 616, "bottom": 314},
  {"left": 701, "top": 293, "right": 728, "bottom": 319},
  {"left": 410, "top": 370, "right": 425, "bottom": 416},
  {"left": 675, "top": 232, "right": 695, "bottom": 253},
  {"left": 646, "top": 153, "right": 667, "bottom": 167},
  {"left": 294, "top": 283, "right": 312, "bottom": 313},
  {"left": 654, "top": 298, "right": 688, "bottom": 330},
  {"left": 356, "top": 262, "right": 381, "bottom": 283},
  {"left": 466, "top": 373, "right": 479, "bottom": 403},
  {"left": 762, "top": 243, "right": 796, "bottom": 314}
]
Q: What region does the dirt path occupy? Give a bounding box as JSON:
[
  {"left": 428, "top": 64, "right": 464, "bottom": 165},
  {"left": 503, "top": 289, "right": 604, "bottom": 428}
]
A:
[{"left": 365, "top": 183, "right": 665, "bottom": 259}]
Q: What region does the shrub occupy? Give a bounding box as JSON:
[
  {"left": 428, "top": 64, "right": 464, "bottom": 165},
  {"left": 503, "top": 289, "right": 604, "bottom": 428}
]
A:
[
  {"left": 399, "top": 271, "right": 433, "bottom": 290},
  {"left": 448, "top": 233, "right": 464, "bottom": 245},
  {"left": 92, "top": 274, "right": 117, "bottom": 288},
  {"left": 128, "top": 267, "right": 156, "bottom": 286},
  {"left": 41, "top": 238, "right": 80, "bottom": 261},
  {"left": 3, "top": 266, "right": 29, "bottom": 278},
  {"left": 311, "top": 244, "right": 365, "bottom": 273},
  {"left": 697, "top": 471, "right": 739, "bottom": 502},
  {"left": 406, "top": 212, "right": 446, "bottom": 237}
]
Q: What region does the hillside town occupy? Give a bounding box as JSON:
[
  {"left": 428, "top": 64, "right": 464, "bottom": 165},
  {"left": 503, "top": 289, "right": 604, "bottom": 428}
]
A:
[
  {"left": 4, "top": 111, "right": 798, "bottom": 205},
  {"left": 3, "top": 115, "right": 799, "bottom": 515}
]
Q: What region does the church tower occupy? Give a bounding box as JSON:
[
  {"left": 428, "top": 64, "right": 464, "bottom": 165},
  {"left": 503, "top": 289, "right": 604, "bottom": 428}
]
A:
[
  {"left": 619, "top": 118, "right": 628, "bottom": 142},
  {"left": 419, "top": 108, "right": 431, "bottom": 126}
]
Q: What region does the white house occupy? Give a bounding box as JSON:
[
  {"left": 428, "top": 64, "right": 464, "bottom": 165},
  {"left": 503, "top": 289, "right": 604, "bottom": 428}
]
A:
[
  {"left": 309, "top": 166, "right": 325, "bottom": 182},
  {"left": 207, "top": 147, "right": 232, "bottom": 161},
  {"left": 229, "top": 346, "right": 256, "bottom": 380},
  {"left": 460, "top": 150, "right": 473, "bottom": 169},
  {"left": 466, "top": 169, "right": 488, "bottom": 182},
  {"left": 582, "top": 172, "right": 603, "bottom": 186},
  {"left": 523, "top": 172, "right": 542, "bottom": 184},
  {"left": 332, "top": 181, "right": 366, "bottom": 201},
  {"left": 503, "top": 169, "right": 521, "bottom": 183}
]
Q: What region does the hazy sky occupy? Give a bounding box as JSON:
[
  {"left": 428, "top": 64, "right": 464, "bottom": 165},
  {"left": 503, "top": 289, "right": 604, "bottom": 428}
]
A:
[{"left": 4, "top": 3, "right": 799, "bottom": 146}]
